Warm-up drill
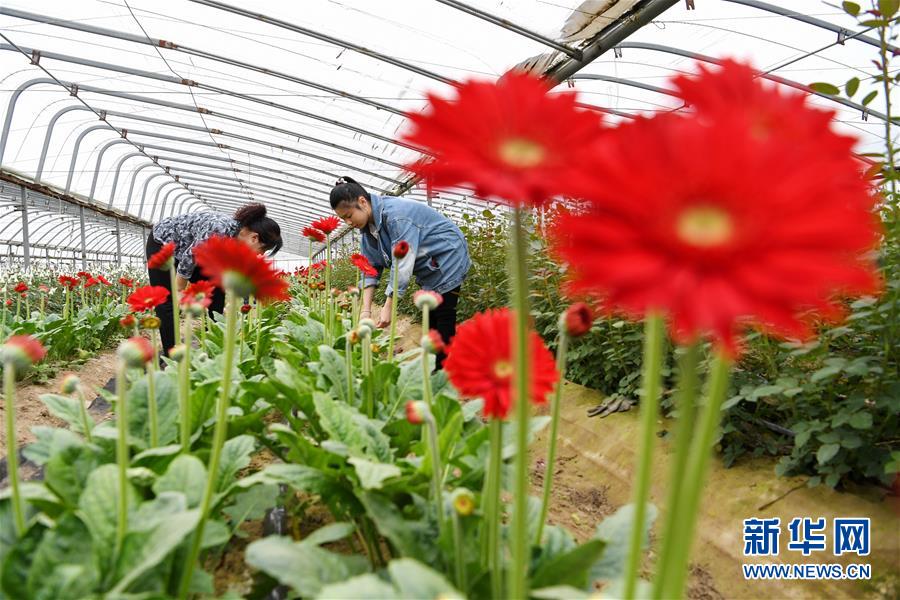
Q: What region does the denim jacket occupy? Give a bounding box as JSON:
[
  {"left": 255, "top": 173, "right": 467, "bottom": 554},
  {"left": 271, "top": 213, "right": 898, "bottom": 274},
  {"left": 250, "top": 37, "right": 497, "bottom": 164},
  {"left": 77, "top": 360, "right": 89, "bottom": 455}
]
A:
[{"left": 360, "top": 194, "right": 470, "bottom": 295}]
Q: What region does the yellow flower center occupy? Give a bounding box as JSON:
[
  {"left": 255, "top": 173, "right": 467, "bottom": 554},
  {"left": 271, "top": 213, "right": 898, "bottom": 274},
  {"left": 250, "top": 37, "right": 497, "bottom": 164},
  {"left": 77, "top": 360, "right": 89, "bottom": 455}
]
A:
[
  {"left": 498, "top": 137, "right": 546, "bottom": 168},
  {"left": 493, "top": 359, "right": 513, "bottom": 379},
  {"left": 676, "top": 205, "right": 734, "bottom": 248}
]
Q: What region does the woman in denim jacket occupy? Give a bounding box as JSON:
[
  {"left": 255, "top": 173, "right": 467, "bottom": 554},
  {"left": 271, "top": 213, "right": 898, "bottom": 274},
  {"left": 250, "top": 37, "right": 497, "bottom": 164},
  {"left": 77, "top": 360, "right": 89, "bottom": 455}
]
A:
[{"left": 330, "top": 177, "right": 471, "bottom": 368}]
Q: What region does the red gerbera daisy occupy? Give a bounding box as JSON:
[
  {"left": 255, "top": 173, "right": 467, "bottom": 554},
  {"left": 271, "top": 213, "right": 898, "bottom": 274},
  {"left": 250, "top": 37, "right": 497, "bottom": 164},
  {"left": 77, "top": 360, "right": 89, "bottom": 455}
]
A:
[
  {"left": 76, "top": 271, "right": 91, "bottom": 279},
  {"left": 0, "top": 335, "right": 47, "bottom": 370},
  {"left": 13, "top": 282, "right": 28, "bottom": 294},
  {"left": 350, "top": 253, "right": 378, "bottom": 277},
  {"left": 127, "top": 285, "right": 170, "bottom": 313},
  {"left": 311, "top": 216, "right": 341, "bottom": 235},
  {"left": 555, "top": 63, "right": 881, "bottom": 355},
  {"left": 563, "top": 302, "right": 593, "bottom": 338},
  {"left": 38, "top": 284, "right": 50, "bottom": 294},
  {"left": 148, "top": 241, "right": 176, "bottom": 270},
  {"left": 119, "top": 277, "right": 135, "bottom": 288},
  {"left": 401, "top": 72, "right": 604, "bottom": 206},
  {"left": 193, "top": 236, "right": 290, "bottom": 303},
  {"left": 84, "top": 277, "right": 99, "bottom": 289},
  {"left": 302, "top": 226, "right": 326, "bottom": 243},
  {"left": 443, "top": 308, "right": 558, "bottom": 420},
  {"left": 181, "top": 280, "right": 215, "bottom": 308},
  {"left": 58, "top": 275, "right": 79, "bottom": 289},
  {"left": 97, "top": 275, "right": 112, "bottom": 286},
  {"left": 393, "top": 240, "right": 410, "bottom": 259}
]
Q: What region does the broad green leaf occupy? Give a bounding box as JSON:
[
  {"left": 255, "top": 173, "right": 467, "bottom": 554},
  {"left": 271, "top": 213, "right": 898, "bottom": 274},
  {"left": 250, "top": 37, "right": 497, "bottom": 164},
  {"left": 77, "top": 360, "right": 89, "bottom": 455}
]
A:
[
  {"left": 314, "top": 392, "right": 393, "bottom": 462},
  {"left": 502, "top": 416, "right": 551, "bottom": 459},
  {"left": 153, "top": 455, "right": 207, "bottom": 508},
  {"left": 361, "top": 491, "right": 435, "bottom": 563},
  {"left": 304, "top": 522, "right": 356, "bottom": 546},
  {"left": 22, "top": 426, "right": 85, "bottom": 466},
  {"left": 127, "top": 371, "right": 180, "bottom": 447},
  {"left": 810, "top": 82, "right": 840, "bottom": 95},
  {"left": 26, "top": 514, "right": 98, "bottom": 600},
  {"left": 246, "top": 536, "right": 368, "bottom": 597},
  {"left": 388, "top": 558, "right": 463, "bottom": 599},
  {"left": 348, "top": 457, "right": 402, "bottom": 490},
  {"left": 845, "top": 77, "right": 860, "bottom": 97},
  {"left": 40, "top": 394, "right": 93, "bottom": 435},
  {"left": 223, "top": 483, "right": 279, "bottom": 524},
  {"left": 110, "top": 509, "right": 200, "bottom": 594},
  {"left": 816, "top": 443, "right": 840, "bottom": 465},
  {"left": 318, "top": 345, "right": 351, "bottom": 403},
  {"left": 532, "top": 539, "right": 607, "bottom": 590},
  {"left": 842, "top": 1, "right": 861, "bottom": 16},
  {"left": 880, "top": 0, "right": 899, "bottom": 17},
  {"left": 848, "top": 411, "right": 873, "bottom": 429},
  {"left": 532, "top": 585, "right": 591, "bottom": 599},
  {"left": 43, "top": 443, "right": 102, "bottom": 509},
  {"left": 591, "top": 503, "right": 658, "bottom": 582},
  {"left": 315, "top": 574, "right": 397, "bottom": 599},
  {"left": 396, "top": 354, "right": 428, "bottom": 401},
  {"left": 77, "top": 465, "right": 139, "bottom": 578},
  {"left": 215, "top": 435, "right": 255, "bottom": 493},
  {"left": 235, "top": 463, "right": 337, "bottom": 497}
]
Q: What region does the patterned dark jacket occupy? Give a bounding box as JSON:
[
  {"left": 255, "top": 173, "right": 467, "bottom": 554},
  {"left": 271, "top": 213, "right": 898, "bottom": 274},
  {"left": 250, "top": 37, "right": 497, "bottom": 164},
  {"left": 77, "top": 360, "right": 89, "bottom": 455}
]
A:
[{"left": 152, "top": 212, "right": 240, "bottom": 278}]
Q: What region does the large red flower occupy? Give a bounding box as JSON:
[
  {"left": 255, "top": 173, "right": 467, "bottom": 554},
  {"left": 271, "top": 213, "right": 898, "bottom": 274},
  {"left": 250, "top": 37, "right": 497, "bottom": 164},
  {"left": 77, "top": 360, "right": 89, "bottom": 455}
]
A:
[
  {"left": 193, "top": 236, "right": 290, "bottom": 303},
  {"left": 311, "top": 216, "right": 341, "bottom": 235},
  {"left": 127, "top": 285, "right": 170, "bottom": 313},
  {"left": 97, "top": 275, "right": 112, "bottom": 286},
  {"left": 350, "top": 253, "right": 378, "bottom": 277},
  {"left": 555, "top": 62, "right": 881, "bottom": 355},
  {"left": 181, "top": 280, "right": 216, "bottom": 308},
  {"left": 401, "top": 72, "right": 604, "bottom": 206},
  {"left": 443, "top": 308, "right": 558, "bottom": 420},
  {"left": 119, "top": 277, "right": 135, "bottom": 288},
  {"left": 302, "top": 226, "right": 326, "bottom": 243},
  {"left": 13, "top": 282, "right": 28, "bottom": 294},
  {"left": 1, "top": 335, "right": 47, "bottom": 369},
  {"left": 58, "top": 275, "right": 79, "bottom": 289},
  {"left": 148, "top": 241, "right": 176, "bottom": 270}
]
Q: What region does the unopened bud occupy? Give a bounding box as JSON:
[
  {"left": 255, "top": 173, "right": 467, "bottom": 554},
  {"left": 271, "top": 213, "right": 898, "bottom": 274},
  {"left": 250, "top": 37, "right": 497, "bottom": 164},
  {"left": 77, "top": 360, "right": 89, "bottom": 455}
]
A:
[
  {"left": 240, "top": 303, "right": 252, "bottom": 314},
  {"left": 413, "top": 290, "right": 442, "bottom": 311},
  {"left": 0, "top": 335, "right": 46, "bottom": 371},
  {"left": 118, "top": 337, "right": 154, "bottom": 368},
  {"left": 561, "top": 302, "right": 593, "bottom": 338},
  {"left": 169, "top": 344, "right": 187, "bottom": 362},
  {"left": 420, "top": 329, "right": 445, "bottom": 354},
  {"left": 451, "top": 488, "right": 475, "bottom": 517},
  {"left": 405, "top": 400, "right": 427, "bottom": 425},
  {"left": 186, "top": 302, "right": 205, "bottom": 318},
  {"left": 119, "top": 314, "right": 136, "bottom": 328},
  {"left": 358, "top": 318, "right": 377, "bottom": 334},
  {"left": 60, "top": 373, "right": 81, "bottom": 394},
  {"left": 139, "top": 315, "right": 161, "bottom": 330}
]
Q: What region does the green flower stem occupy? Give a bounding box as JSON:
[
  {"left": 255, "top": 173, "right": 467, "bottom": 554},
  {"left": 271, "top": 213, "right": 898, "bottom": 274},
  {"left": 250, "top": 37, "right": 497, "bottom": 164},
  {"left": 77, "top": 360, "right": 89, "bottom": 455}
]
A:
[
  {"left": 345, "top": 334, "right": 354, "bottom": 404},
  {"left": 147, "top": 329, "right": 159, "bottom": 448},
  {"left": 351, "top": 295, "right": 359, "bottom": 329},
  {"left": 200, "top": 310, "right": 208, "bottom": 349},
  {"left": 4, "top": 361, "right": 25, "bottom": 536},
  {"left": 76, "top": 385, "right": 94, "bottom": 444},
  {"left": 15, "top": 295, "right": 20, "bottom": 320},
  {"left": 39, "top": 295, "right": 45, "bottom": 320},
  {"left": 325, "top": 235, "right": 332, "bottom": 344},
  {"left": 24, "top": 296, "right": 29, "bottom": 318},
  {"left": 652, "top": 343, "right": 700, "bottom": 599},
  {"left": 179, "top": 315, "right": 193, "bottom": 453},
  {"left": 307, "top": 239, "right": 312, "bottom": 305},
  {"left": 421, "top": 305, "right": 433, "bottom": 410},
  {"left": 508, "top": 207, "right": 532, "bottom": 600},
  {"left": 535, "top": 327, "right": 570, "bottom": 545},
  {"left": 169, "top": 264, "right": 181, "bottom": 352},
  {"left": 661, "top": 352, "right": 732, "bottom": 600},
  {"left": 623, "top": 314, "right": 665, "bottom": 600},
  {"left": 485, "top": 419, "right": 503, "bottom": 600},
  {"left": 452, "top": 510, "right": 466, "bottom": 591},
  {"left": 63, "top": 287, "right": 69, "bottom": 320},
  {"left": 178, "top": 289, "right": 239, "bottom": 598},
  {"left": 80, "top": 281, "right": 85, "bottom": 308},
  {"left": 254, "top": 303, "right": 262, "bottom": 363},
  {"left": 424, "top": 409, "right": 444, "bottom": 536},
  {"left": 387, "top": 263, "right": 400, "bottom": 363},
  {"left": 114, "top": 360, "right": 129, "bottom": 558}
]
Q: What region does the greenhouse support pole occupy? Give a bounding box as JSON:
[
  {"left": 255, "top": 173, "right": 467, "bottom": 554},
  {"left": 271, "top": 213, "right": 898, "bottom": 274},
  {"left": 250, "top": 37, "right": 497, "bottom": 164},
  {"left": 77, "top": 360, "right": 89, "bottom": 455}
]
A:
[
  {"left": 35, "top": 105, "right": 91, "bottom": 183},
  {"left": 115, "top": 218, "right": 122, "bottom": 264},
  {"left": 20, "top": 186, "right": 30, "bottom": 270},
  {"left": 79, "top": 205, "right": 87, "bottom": 270},
  {"left": 88, "top": 139, "right": 130, "bottom": 202}
]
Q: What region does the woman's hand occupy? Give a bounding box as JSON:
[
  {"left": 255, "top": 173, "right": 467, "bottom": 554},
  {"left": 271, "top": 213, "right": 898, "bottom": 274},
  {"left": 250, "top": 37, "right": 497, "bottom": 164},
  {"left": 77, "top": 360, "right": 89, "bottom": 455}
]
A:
[{"left": 377, "top": 304, "right": 392, "bottom": 329}]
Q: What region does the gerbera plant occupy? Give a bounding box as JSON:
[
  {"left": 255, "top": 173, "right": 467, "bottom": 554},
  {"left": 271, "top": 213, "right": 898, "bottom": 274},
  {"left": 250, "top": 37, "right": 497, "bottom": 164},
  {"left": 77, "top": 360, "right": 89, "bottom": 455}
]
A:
[
  {"left": 311, "top": 215, "right": 341, "bottom": 342},
  {"left": 127, "top": 285, "right": 169, "bottom": 447},
  {"left": 552, "top": 59, "right": 882, "bottom": 599},
  {"left": 404, "top": 71, "right": 600, "bottom": 599},
  {"left": 147, "top": 242, "right": 180, "bottom": 343},
  {"left": 178, "top": 235, "right": 289, "bottom": 597},
  {"left": 176, "top": 280, "right": 215, "bottom": 452}
]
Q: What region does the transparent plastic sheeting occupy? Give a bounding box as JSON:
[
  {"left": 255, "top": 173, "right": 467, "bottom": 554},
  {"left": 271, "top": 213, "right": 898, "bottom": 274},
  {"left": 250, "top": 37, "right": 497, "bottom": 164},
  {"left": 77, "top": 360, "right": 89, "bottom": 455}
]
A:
[{"left": 0, "top": 0, "right": 891, "bottom": 263}]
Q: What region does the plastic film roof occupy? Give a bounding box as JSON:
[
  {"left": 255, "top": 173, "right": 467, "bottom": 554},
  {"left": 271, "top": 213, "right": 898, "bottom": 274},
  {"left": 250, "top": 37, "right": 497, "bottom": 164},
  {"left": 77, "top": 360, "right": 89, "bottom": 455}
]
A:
[{"left": 0, "top": 0, "right": 892, "bottom": 263}]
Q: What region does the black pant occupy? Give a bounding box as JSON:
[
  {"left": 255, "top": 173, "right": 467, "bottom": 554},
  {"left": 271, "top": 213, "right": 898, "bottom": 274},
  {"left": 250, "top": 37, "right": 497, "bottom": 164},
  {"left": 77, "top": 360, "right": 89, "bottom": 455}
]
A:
[
  {"left": 431, "top": 286, "right": 460, "bottom": 370},
  {"left": 146, "top": 236, "right": 225, "bottom": 355}
]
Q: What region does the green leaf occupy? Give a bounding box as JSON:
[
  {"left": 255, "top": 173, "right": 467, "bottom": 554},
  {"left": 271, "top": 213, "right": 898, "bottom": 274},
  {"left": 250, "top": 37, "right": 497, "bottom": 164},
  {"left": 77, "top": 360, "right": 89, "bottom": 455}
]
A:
[
  {"left": 215, "top": 435, "right": 255, "bottom": 493},
  {"left": 224, "top": 484, "right": 279, "bottom": 524},
  {"left": 880, "top": 0, "right": 899, "bottom": 17},
  {"left": 26, "top": 514, "right": 98, "bottom": 600},
  {"left": 153, "top": 454, "right": 207, "bottom": 508},
  {"left": 811, "top": 365, "right": 842, "bottom": 383},
  {"left": 532, "top": 586, "right": 591, "bottom": 599},
  {"left": 388, "top": 558, "right": 463, "bottom": 599},
  {"left": 43, "top": 443, "right": 102, "bottom": 509},
  {"left": 591, "top": 503, "right": 658, "bottom": 582},
  {"left": 848, "top": 411, "right": 873, "bottom": 430},
  {"left": 348, "top": 457, "right": 402, "bottom": 490},
  {"left": 531, "top": 539, "right": 607, "bottom": 589},
  {"left": 235, "top": 463, "right": 338, "bottom": 497},
  {"left": 315, "top": 574, "right": 397, "bottom": 599},
  {"left": 303, "top": 522, "right": 357, "bottom": 546},
  {"left": 22, "top": 426, "right": 85, "bottom": 466},
  {"left": 862, "top": 90, "right": 878, "bottom": 106},
  {"left": 313, "top": 392, "right": 392, "bottom": 462},
  {"left": 816, "top": 443, "right": 840, "bottom": 465},
  {"left": 810, "top": 82, "right": 840, "bottom": 95},
  {"left": 842, "top": 1, "right": 861, "bottom": 16},
  {"left": 317, "top": 345, "right": 351, "bottom": 404},
  {"left": 246, "top": 536, "right": 368, "bottom": 597},
  {"left": 77, "top": 464, "right": 139, "bottom": 577},
  {"left": 39, "top": 394, "right": 93, "bottom": 436},
  {"left": 360, "top": 491, "right": 435, "bottom": 563}
]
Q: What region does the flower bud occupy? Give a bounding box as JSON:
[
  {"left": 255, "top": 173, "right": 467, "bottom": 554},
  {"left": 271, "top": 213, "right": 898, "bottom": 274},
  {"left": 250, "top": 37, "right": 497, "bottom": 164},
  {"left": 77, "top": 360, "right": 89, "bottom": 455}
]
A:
[
  {"left": 169, "top": 344, "right": 187, "bottom": 362},
  {"left": 413, "top": 290, "right": 443, "bottom": 311},
  {"left": 561, "top": 302, "right": 593, "bottom": 338},
  {"left": 118, "top": 337, "right": 154, "bottom": 368},
  {"left": 371, "top": 343, "right": 381, "bottom": 354},
  {"left": 139, "top": 315, "right": 161, "bottom": 330},
  {"left": 348, "top": 330, "right": 361, "bottom": 345},
  {"left": 186, "top": 302, "right": 206, "bottom": 318},
  {"left": 451, "top": 488, "right": 475, "bottom": 517},
  {"left": 0, "top": 335, "right": 47, "bottom": 371},
  {"left": 347, "top": 286, "right": 360, "bottom": 297},
  {"left": 119, "top": 314, "right": 136, "bottom": 328},
  {"left": 392, "top": 240, "right": 410, "bottom": 259},
  {"left": 420, "top": 329, "right": 445, "bottom": 354},
  {"left": 240, "top": 303, "right": 252, "bottom": 314},
  {"left": 358, "top": 318, "right": 377, "bottom": 334},
  {"left": 331, "top": 287, "right": 341, "bottom": 298},
  {"left": 60, "top": 373, "right": 80, "bottom": 394},
  {"left": 405, "top": 400, "right": 427, "bottom": 425}
]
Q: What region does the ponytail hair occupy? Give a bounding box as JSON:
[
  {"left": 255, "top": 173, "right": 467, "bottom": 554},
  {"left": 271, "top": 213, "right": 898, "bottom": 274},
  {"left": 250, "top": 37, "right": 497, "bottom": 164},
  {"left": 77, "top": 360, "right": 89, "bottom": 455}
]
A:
[
  {"left": 234, "top": 203, "right": 283, "bottom": 256},
  {"left": 330, "top": 176, "right": 370, "bottom": 209}
]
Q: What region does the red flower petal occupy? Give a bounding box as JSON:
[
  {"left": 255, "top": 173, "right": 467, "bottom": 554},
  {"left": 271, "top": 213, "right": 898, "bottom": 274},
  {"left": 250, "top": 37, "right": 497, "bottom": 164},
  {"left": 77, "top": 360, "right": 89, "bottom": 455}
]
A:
[
  {"left": 193, "top": 236, "right": 290, "bottom": 304},
  {"left": 127, "top": 285, "right": 170, "bottom": 313},
  {"left": 311, "top": 216, "right": 341, "bottom": 235}
]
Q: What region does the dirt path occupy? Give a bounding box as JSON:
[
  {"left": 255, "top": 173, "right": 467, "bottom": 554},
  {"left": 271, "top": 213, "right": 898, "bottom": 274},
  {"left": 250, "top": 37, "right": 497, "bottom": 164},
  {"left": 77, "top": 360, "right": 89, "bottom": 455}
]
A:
[{"left": 0, "top": 349, "right": 118, "bottom": 458}]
